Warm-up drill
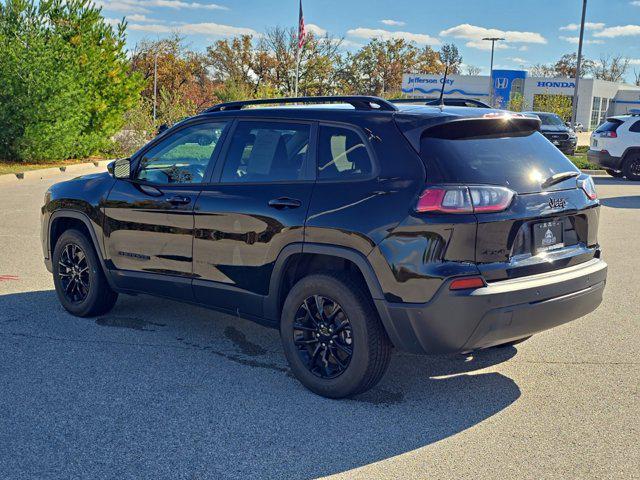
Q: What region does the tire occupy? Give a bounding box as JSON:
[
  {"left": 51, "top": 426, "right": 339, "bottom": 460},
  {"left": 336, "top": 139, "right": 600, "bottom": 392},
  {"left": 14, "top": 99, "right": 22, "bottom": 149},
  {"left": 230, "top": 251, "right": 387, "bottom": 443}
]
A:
[
  {"left": 623, "top": 155, "right": 640, "bottom": 181},
  {"left": 52, "top": 229, "right": 118, "bottom": 317},
  {"left": 280, "top": 272, "right": 392, "bottom": 399},
  {"left": 605, "top": 169, "right": 624, "bottom": 178}
]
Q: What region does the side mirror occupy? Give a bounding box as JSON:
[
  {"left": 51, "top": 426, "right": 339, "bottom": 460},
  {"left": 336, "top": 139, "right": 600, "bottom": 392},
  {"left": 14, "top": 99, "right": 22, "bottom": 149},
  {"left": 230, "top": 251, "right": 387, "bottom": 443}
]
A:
[
  {"left": 108, "top": 158, "right": 132, "bottom": 179},
  {"left": 565, "top": 122, "right": 571, "bottom": 128},
  {"left": 157, "top": 124, "right": 169, "bottom": 136}
]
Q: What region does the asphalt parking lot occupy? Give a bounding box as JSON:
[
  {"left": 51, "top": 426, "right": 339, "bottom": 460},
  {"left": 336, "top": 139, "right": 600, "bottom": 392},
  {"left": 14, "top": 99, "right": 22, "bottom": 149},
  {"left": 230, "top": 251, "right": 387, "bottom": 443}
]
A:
[{"left": 1, "top": 169, "right": 638, "bottom": 480}]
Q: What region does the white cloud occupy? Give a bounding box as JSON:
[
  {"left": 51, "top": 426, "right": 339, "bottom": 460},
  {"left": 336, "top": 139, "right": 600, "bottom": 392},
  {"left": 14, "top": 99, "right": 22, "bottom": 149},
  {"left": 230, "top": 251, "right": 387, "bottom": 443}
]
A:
[
  {"left": 629, "top": 58, "right": 640, "bottom": 65},
  {"left": 380, "top": 19, "right": 405, "bottom": 27},
  {"left": 347, "top": 27, "right": 440, "bottom": 45},
  {"left": 95, "top": 0, "right": 228, "bottom": 14},
  {"left": 94, "top": 0, "right": 150, "bottom": 13},
  {"left": 440, "top": 23, "right": 547, "bottom": 44},
  {"left": 559, "top": 35, "right": 604, "bottom": 44},
  {"left": 507, "top": 56, "right": 528, "bottom": 64},
  {"left": 594, "top": 24, "right": 640, "bottom": 38},
  {"left": 128, "top": 22, "right": 256, "bottom": 37},
  {"left": 125, "top": 13, "right": 155, "bottom": 22},
  {"left": 465, "top": 40, "right": 510, "bottom": 51},
  {"left": 306, "top": 23, "right": 327, "bottom": 36},
  {"left": 518, "top": 45, "right": 529, "bottom": 51},
  {"left": 559, "top": 22, "right": 605, "bottom": 31},
  {"left": 144, "top": 0, "right": 228, "bottom": 10},
  {"left": 631, "top": 1, "right": 640, "bottom": 5}
]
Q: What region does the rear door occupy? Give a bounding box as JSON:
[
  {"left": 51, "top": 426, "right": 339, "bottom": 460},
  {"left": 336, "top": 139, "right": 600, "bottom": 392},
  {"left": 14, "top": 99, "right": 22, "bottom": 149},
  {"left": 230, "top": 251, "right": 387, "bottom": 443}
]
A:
[
  {"left": 418, "top": 119, "right": 600, "bottom": 281},
  {"left": 192, "top": 118, "right": 316, "bottom": 317}
]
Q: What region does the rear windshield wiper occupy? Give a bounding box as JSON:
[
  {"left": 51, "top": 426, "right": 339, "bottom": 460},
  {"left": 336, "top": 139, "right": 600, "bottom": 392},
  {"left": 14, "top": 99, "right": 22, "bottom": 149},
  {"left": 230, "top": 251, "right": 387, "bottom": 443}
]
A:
[{"left": 541, "top": 171, "right": 580, "bottom": 189}]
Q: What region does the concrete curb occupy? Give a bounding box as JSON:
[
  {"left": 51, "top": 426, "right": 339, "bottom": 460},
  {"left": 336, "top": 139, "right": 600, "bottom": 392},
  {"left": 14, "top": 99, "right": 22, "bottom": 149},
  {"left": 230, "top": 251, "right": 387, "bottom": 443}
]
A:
[
  {"left": 0, "top": 161, "right": 111, "bottom": 184},
  {"left": 581, "top": 169, "right": 607, "bottom": 176},
  {"left": 19, "top": 167, "right": 66, "bottom": 180}
]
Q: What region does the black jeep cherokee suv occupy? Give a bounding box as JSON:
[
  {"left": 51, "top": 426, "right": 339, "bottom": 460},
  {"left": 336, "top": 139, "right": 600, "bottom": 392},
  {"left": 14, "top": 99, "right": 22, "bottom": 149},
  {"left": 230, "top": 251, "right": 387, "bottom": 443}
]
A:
[{"left": 41, "top": 96, "right": 607, "bottom": 398}]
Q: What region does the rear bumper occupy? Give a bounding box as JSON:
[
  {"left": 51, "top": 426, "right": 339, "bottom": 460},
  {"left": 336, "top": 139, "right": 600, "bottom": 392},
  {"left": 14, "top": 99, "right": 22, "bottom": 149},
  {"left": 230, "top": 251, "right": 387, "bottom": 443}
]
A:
[
  {"left": 588, "top": 149, "right": 622, "bottom": 170},
  {"left": 375, "top": 258, "right": 607, "bottom": 354}
]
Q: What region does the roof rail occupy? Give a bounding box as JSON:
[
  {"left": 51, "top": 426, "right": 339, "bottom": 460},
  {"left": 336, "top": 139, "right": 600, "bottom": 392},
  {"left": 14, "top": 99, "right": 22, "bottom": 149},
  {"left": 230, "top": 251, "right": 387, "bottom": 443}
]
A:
[
  {"left": 204, "top": 96, "right": 398, "bottom": 113},
  {"left": 388, "top": 97, "right": 436, "bottom": 103}
]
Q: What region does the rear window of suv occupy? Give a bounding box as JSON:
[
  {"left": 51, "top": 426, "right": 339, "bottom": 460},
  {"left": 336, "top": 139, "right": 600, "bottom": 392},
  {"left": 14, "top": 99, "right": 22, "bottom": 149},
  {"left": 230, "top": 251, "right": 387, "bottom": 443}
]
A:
[
  {"left": 595, "top": 120, "right": 623, "bottom": 133},
  {"left": 419, "top": 119, "right": 579, "bottom": 194}
]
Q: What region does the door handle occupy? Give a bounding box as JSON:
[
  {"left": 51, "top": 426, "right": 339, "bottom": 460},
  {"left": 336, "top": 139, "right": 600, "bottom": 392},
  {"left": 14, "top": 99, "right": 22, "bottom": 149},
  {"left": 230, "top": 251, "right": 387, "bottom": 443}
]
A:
[
  {"left": 166, "top": 195, "right": 191, "bottom": 205},
  {"left": 268, "top": 197, "right": 302, "bottom": 209}
]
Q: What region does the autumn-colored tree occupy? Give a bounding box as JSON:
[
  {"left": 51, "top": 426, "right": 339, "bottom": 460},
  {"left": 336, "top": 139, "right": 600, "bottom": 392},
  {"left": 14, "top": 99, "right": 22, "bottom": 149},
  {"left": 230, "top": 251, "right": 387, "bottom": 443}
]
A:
[
  {"left": 553, "top": 53, "right": 595, "bottom": 78},
  {"left": 130, "top": 34, "right": 217, "bottom": 114},
  {"left": 337, "top": 39, "right": 443, "bottom": 96}
]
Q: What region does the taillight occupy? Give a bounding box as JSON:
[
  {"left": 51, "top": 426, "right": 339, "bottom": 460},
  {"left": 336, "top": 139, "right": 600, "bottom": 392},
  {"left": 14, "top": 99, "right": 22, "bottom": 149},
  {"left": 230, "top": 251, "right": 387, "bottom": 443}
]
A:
[
  {"left": 416, "top": 185, "right": 515, "bottom": 214},
  {"left": 579, "top": 176, "right": 597, "bottom": 200},
  {"left": 600, "top": 131, "right": 617, "bottom": 138},
  {"left": 450, "top": 277, "right": 486, "bottom": 290}
]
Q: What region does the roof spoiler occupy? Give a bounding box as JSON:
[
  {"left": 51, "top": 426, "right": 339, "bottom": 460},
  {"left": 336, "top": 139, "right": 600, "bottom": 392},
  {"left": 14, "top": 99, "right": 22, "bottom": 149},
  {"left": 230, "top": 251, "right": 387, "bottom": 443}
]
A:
[{"left": 396, "top": 114, "right": 541, "bottom": 152}]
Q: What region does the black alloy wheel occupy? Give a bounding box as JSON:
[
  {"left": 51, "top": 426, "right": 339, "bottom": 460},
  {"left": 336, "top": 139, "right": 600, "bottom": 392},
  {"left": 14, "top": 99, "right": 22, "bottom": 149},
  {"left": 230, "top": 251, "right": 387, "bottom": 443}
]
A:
[
  {"left": 52, "top": 229, "right": 118, "bottom": 317},
  {"left": 624, "top": 156, "right": 640, "bottom": 181},
  {"left": 293, "top": 295, "right": 353, "bottom": 379},
  {"left": 280, "top": 273, "right": 391, "bottom": 398},
  {"left": 58, "top": 243, "right": 90, "bottom": 303}
]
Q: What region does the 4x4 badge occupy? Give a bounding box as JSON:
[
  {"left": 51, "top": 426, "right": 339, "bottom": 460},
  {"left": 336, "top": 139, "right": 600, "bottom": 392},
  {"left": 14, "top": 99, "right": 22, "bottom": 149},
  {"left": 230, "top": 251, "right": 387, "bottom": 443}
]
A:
[{"left": 548, "top": 197, "right": 567, "bottom": 209}]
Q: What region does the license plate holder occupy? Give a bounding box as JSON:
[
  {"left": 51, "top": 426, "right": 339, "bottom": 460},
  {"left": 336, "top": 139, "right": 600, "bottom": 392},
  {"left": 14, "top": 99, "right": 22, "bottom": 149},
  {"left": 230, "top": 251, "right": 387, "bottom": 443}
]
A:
[{"left": 533, "top": 220, "right": 564, "bottom": 253}]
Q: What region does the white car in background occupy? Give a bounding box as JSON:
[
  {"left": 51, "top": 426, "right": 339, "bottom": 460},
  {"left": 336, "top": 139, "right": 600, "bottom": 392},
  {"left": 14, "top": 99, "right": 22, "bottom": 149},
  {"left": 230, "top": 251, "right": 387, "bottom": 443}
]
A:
[{"left": 588, "top": 109, "right": 640, "bottom": 180}]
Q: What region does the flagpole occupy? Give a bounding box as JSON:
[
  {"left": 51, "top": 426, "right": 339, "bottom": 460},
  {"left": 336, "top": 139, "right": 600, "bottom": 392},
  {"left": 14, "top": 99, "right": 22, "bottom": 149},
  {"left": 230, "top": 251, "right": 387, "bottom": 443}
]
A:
[
  {"left": 294, "top": 46, "right": 300, "bottom": 97},
  {"left": 294, "top": 0, "right": 304, "bottom": 97}
]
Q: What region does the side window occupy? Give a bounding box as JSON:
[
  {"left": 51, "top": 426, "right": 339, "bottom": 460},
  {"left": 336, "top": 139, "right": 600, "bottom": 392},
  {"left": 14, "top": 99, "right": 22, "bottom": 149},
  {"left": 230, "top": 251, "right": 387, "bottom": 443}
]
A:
[
  {"left": 136, "top": 122, "right": 227, "bottom": 184},
  {"left": 317, "top": 125, "right": 373, "bottom": 180},
  {"left": 220, "top": 121, "right": 310, "bottom": 183},
  {"left": 630, "top": 120, "right": 640, "bottom": 133}
]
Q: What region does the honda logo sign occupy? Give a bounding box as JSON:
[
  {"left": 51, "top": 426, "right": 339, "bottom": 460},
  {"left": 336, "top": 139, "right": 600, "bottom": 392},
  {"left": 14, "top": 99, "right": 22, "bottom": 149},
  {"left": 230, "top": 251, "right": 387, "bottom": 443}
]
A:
[{"left": 494, "top": 77, "right": 508, "bottom": 89}]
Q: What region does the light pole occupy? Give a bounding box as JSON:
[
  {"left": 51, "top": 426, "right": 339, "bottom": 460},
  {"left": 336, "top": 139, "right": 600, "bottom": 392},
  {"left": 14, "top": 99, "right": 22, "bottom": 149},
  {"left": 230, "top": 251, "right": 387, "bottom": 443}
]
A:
[
  {"left": 153, "top": 51, "right": 159, "bottom": 125},
  {"left": 571, "top": 0, "right": 587, "bottom": 128},
  {"left": 482, "top": 37, "right": 504, "bottom": 107}
]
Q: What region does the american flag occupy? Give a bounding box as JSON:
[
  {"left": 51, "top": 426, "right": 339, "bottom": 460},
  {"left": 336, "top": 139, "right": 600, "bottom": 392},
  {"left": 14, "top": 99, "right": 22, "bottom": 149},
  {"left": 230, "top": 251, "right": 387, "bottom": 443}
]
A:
[{"left": 297, "top": 0, "right": 306, "bottom": 50}]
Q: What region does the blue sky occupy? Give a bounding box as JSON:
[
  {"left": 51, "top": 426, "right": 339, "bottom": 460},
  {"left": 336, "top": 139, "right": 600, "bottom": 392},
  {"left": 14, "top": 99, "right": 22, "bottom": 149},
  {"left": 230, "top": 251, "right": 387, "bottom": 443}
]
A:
[{"left": 98, "top": 0, "right": 640, "bottom": 80}]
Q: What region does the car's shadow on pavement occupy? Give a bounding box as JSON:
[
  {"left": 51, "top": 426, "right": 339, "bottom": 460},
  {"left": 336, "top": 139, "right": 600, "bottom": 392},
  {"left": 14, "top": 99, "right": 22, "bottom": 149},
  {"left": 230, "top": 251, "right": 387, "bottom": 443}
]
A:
[
  {"left": 599, "top": 195, "right": 640, "bottom": 209},
  {"left": 1, "top": 290, "right": 521, "bottom": 479}
]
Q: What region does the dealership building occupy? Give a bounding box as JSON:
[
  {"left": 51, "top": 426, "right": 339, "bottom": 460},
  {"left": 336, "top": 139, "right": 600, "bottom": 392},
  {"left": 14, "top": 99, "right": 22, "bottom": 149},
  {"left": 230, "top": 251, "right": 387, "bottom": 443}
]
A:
[{"left": 401, "top": 70, "right": 640, "bottom": 130}]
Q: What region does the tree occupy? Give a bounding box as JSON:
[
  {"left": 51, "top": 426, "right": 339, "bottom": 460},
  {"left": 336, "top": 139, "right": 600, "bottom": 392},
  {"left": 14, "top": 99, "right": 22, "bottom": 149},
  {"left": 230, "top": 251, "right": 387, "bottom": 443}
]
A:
[
  {"left": 337, "top": 38, "right": 443, "bottom": 96},
  {"left": 533, "top": 93, "right": 573, "bottom": 120},
  {"left": 553, "top": 53, "right": 595, "bottom": 78},
  {"left": 529, "top": 63, "right": 557, "bottom": 77},
  {"left": 507, "top": 92, "right": 527, "bottom": 112},
  {"left": 593, "top": 54, "right": 630, "bottom": 83},
  {"left": 465, "top": 64, "right": 482, "bottom": 76},
  {"left": 0, "top": 0, "right": 141, "bottom": 162},
  {"left": 131, "top": 35, "right": 217, "bottom": 114},
  {"left": 439, "top": 43, "right": 462, "bottom": 73}
]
